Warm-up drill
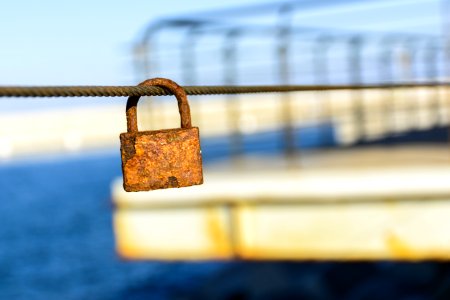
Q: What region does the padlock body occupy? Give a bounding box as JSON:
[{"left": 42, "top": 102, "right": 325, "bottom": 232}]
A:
[{"left": 120, "top": 127, "right": 203, "bottom": 192}]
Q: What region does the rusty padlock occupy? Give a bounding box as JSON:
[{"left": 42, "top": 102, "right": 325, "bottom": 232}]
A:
[{"left": 120, "top": 78, "right": 203, "bottom": 192}]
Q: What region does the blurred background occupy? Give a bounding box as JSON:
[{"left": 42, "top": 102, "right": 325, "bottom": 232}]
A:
[{"left": 1, "top": 0, "right": 450, "bottom": 299}]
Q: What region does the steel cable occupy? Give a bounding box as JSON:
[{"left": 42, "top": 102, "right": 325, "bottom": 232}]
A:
[{"left": 0, "top": 82, "right": 447, "bottom": 98}]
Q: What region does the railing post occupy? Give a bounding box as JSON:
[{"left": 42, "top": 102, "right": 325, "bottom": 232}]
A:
[
  {"left": 277, "top": 4, "right": 296, "bottom": 159},
  {"left": 223, "top": 29, "right": 242, "bottom": 159},
  {"left": 348, "top": 36, "right": 364, "bottom": 142}
]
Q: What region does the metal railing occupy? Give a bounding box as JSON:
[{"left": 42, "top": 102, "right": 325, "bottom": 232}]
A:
[{"left": 132, "top": 0, "right": 450, "bottom": 159}]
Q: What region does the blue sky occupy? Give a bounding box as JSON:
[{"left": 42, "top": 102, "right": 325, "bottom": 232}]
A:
[
  {"left": 0, "top": 0, "right": 269, "bottom": 86},
  {"left": 0, "top": 0, "right": 445, "bottom": 110},
  {"left": 0, "top": 0, "right": 271, "bottom": 110},
  {"left": 0, "top": 0, "right": 444, "bottom": 85}
]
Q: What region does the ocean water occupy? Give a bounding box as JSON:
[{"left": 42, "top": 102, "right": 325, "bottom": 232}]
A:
[
  {"left": 0, "top": 149, "right": 234, "bottom": 300},
  {"left": 0, "top": 127, "right": 449, "bottom": 299},
  {"left": 0, "top": 126, "right": 331, "bottom": 299}
]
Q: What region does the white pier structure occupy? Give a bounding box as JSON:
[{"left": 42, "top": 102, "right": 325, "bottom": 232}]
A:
[{"left": 112, "top": 146, "right": 450, "bottom": 260}]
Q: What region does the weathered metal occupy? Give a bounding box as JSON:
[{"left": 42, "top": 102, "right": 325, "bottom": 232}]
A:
[
  {"left": 120, "top": 78, "right": 203, "bottom": 192},
  {"left": 0, "top": 82, "right": 448, "bottom": 97}
]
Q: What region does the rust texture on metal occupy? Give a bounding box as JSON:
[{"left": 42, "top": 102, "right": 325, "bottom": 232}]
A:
[{"left": 120, "top": 78, "right": 203, "bottom": 192}]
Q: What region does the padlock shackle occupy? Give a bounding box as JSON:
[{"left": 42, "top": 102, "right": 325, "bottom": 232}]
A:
[{"left": 126, "top": 78, "right": 192, "bottom": 133}]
